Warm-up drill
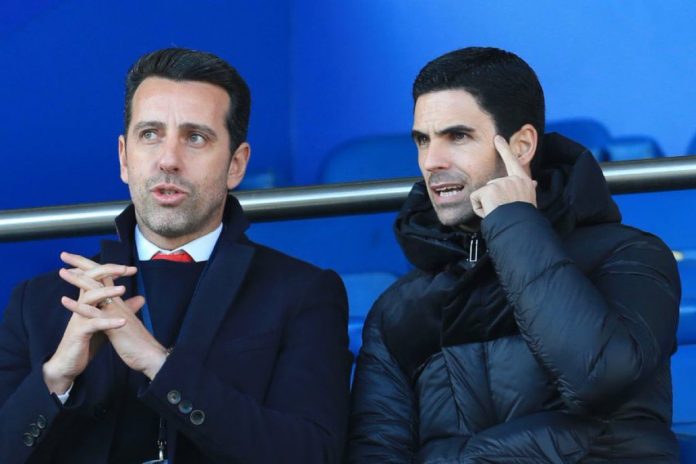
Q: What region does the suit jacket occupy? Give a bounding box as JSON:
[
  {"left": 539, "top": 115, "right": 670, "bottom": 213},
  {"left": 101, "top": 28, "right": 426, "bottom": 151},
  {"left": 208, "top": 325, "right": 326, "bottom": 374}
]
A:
[{"left": 0, "top": 198, "right": 352, "bottom": 463}]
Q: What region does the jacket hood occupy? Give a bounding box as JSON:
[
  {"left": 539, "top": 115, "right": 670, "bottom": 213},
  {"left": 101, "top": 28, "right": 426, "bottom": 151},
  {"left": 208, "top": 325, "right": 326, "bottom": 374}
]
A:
[{"left": 396, "top": 133, "right": 621, "bottom": 271}]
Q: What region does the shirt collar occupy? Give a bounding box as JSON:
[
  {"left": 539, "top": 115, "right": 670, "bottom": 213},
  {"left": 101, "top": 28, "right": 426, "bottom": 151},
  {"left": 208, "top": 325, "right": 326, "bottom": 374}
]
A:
[{"left": 135, "top": 224, "right": 223, "bottom": 262}]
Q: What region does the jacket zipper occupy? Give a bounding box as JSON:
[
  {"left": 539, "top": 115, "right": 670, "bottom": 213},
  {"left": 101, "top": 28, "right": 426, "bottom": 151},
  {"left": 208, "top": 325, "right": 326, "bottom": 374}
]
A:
[{"left": 468, "top": 233, "right": 479, "bottom": 263}]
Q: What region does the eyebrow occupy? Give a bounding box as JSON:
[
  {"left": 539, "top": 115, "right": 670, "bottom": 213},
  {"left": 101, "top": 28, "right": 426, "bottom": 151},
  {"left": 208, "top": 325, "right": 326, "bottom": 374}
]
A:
[
  {"left": 131, "top": 121, "right": 218, "bottom": 141},
  {"left": 436, "top": 124, "right": 476, "bottom": 137},
  {"left": 411, "top": 129, "right": 426, "bottom": 140},
  {"left": 411, "top": 124, "right": 476, "bottom": 140},
  {"left": 180, "top": 123, "right": 218, "bottom": 141},
  {"left": 132, "top": 120, "right": 165, "bottom": 133}
]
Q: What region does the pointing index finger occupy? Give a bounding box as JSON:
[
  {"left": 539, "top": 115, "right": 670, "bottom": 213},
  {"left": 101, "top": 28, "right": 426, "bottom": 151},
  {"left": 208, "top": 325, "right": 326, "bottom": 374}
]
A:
[{"left": 494, "top": 135, "right": 529, "bottom": 179}]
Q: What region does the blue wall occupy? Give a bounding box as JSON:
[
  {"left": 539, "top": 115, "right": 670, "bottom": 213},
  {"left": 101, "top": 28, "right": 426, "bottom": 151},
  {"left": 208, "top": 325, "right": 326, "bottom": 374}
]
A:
[
  {"left": 0, "top": 0, "right": 293, "bottom": 304},
  {"left": 290, "top": 0, "right": 696, "bottom": 184},
  {"left": 0, "top": 0, "right": 293, "bottom": 212},
  {"left": 1, "top": 1, "right": 695, "bottom": 305}
]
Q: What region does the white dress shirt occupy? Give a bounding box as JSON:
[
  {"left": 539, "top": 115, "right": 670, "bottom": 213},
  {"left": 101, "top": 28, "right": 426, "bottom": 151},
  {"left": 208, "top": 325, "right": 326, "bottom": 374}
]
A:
[{"left": 134, "top": 223, "right": 222, "bottom": 262}]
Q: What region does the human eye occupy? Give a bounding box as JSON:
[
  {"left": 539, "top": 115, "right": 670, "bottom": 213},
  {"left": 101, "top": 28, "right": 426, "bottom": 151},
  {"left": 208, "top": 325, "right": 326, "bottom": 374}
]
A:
[
  {"left": 188, "top": 132, "right": 207, "bottom": 147},
  {"left": 450, "top": 131, "right": 470, "bottom": 142},
  {"left": 139, "top": 129, "right": 159, "bottom": 143},
  {"left": 414, "top": 134, "right": 429, "bottom": 147}
]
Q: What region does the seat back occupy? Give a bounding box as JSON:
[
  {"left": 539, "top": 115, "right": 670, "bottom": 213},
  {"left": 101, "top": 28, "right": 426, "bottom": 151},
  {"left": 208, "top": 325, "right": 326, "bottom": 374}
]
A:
[
  {"left": 342, "top": 271, "right": 399, "bottom": 357},
  {"left": 320, "top": 134, "right": 419, "bottom": 183},
  {"left": 673, "top": 257, "right": 696, "bottom": 439},
  {"left": 545, "top": 118, "right": 611, "bottom": 161},
  {"left": 604, "top": 135, "right": 664, "bottom": 161},
  {"left": 686, "top": 132, "right": 696, "bottom": 156},
  {"left": 262, "top": 133, "right": 420, "bottom": 280}
]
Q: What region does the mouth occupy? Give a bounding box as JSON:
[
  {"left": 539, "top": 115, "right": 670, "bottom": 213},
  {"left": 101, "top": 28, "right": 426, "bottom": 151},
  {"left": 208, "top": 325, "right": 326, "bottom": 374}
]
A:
[
  {"left": 155, "top": 187, "right": 182, "bottom": 195},
  {"left": 150, "top": 183, "right": 188, "bottom": 206},
  {"left": 430, "top": 183, "right": 465, "bottom": 200}
]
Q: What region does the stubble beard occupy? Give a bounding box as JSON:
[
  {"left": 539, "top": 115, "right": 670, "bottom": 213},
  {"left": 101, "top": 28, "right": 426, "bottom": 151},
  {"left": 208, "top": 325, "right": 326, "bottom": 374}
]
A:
[
  {"left": 430, "top": 157, "right": 507, "bottom": 228},
  {"left": 431, "top": 184, "right": 478, "bottom": 228},
  {"left": 131, "top": 174, "right": 227, "bottom": 239}
]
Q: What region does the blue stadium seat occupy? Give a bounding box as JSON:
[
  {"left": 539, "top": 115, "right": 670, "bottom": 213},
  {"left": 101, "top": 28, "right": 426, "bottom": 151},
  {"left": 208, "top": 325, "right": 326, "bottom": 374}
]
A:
[
  {"left": 320, "top": 134, "right": 419, "bottom": 183},
  {"left": 673, "top": 344, "right": 696, "bottom": 435},
  {"left": 679, "top": 433, "right": 696, "bottom": 463},
  {"left": 679, "top": 259, "right": 696, "bottom": 345},
  {"left": 247, "top": 214, "right": 410, "bottom": 277},
  {"left": 343, "top": 271, "right": 398, "bottom": 319},
  {"left": 248, "top": 135, "right": 418, "bottom": 278},
  {"left": 343, "top": 272, "right": 398, "bottom": 384},
  {"left": 680, "top": 302, "right": 696, "bottom": 346},
  {"left": 687, "top": 133, "right": 696, "bottom": 156},
  {"left": 604, "top": 136, "right": 664, "bottom": 162},
  {"left": 545, "top": 118, "right": 611, "bottom": 161},
  {"left": 314, "top": 135, "right": 417, "bottom": 276},
  {"left": 613, "top": 192, "right": 696, "bottom": 256},
  {"left": 675, "top": 257, "right": 696, "bottom": 461},
  {"left": 252, "top": 133, "right": 419, "bottom": 284},
  {"left": 343, "top": 271, "right": 398, "bottom": 357}
]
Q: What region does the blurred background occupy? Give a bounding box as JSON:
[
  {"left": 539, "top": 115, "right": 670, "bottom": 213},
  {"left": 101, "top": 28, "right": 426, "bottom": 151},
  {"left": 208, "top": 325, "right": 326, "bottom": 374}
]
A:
[
  {"left": 0, "top": 0, "right": 694, "bottom": 322},
  {"left": 2, "top": 0, "right": 696, "bottom": 452}
]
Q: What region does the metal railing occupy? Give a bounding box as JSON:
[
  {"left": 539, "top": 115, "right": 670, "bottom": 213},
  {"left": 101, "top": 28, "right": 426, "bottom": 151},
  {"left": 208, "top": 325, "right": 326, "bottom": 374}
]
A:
[{"left": 1, "top": 155, "right": 696, "bottom": 242}]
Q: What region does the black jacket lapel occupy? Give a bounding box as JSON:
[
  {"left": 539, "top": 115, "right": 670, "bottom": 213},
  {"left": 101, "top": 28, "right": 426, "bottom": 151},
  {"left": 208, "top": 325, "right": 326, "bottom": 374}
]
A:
[
  {"left": 173, "top": 196, "right": 255, "bottom": 359},
  {"left": 175, "top": 236, "right": 254, "bottom": 359}
]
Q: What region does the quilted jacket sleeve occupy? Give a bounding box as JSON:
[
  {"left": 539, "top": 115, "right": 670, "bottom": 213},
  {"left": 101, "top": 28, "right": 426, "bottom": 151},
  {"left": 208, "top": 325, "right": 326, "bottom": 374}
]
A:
[
  {"left": 347, "top": 298, "right": 418, "bottom": 463},
  {"left": 481, "top": 202, "right": 680, "bottom": 413}
]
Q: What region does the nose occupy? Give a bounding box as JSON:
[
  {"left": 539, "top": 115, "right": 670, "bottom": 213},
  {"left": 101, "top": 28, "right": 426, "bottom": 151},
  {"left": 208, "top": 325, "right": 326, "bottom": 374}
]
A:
[
  {"left": 421, "top": 140, "right": 451, "bottom": 172},
  {"left": 158, "top": 136, "right": 183, "bottom": 174}
]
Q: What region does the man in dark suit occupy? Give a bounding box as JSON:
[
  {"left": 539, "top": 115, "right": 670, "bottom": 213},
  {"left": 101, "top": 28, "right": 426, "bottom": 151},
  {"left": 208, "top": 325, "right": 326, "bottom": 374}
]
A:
[{"left": 0, "top": 48, "right": 352, "bottom": 463}]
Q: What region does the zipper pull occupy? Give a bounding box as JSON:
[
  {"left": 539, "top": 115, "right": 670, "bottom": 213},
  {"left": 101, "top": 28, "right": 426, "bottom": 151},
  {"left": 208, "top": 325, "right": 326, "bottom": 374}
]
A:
[{"left": 468, "top": 233, "right": 479, "bottom": 263}]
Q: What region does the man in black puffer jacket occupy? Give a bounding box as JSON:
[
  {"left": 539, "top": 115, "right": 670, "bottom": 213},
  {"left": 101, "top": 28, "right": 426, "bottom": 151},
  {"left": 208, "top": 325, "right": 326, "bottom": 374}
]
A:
[{"left": 348, "top": 47, "right": 681, "bottom": 463}]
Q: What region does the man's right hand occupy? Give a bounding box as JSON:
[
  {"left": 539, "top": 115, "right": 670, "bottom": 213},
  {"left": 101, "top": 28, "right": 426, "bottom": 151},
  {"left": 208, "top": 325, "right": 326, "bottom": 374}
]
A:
[{"left": 42, "top": 260, "right": 137, "bottom": 396}]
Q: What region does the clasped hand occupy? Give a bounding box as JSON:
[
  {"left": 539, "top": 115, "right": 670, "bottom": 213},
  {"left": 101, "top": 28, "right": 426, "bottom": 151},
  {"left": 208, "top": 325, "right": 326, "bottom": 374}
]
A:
[{"left": 43, "top": 252, "right": 168, "bottom": 395}]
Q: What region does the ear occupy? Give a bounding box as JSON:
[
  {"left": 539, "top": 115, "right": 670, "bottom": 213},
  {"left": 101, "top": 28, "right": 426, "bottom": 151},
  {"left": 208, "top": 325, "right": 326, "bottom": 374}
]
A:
[
  {"left": 118, "top": 135, "right": 129, "bottom": 184},
  {"left": 508, "top": 123, "right": 538, "bottom": 175},
  {"left": 226, "top": 142, "right": 251, "bottom": 190}
]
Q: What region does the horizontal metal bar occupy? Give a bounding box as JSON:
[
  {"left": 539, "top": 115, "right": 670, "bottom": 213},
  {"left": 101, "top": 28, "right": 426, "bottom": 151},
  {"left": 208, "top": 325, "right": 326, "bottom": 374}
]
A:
[
  {"left": 0, "top": 179, "right": 415, "bottom": 242},
  {"left": 1, "top": 155, "right": 695, "bottom": 242},
  {"left": 601, "top": 155, "right": 696, "bottom": 193},
  {"left": 239, "top": 177, "right": 413, "bottom": 220}
]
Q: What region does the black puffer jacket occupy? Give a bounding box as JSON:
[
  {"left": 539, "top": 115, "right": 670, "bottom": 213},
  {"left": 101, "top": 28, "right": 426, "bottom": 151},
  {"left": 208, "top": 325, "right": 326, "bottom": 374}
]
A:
[{"left": 347, "top": 134, "right": 681, "bottom": 463}]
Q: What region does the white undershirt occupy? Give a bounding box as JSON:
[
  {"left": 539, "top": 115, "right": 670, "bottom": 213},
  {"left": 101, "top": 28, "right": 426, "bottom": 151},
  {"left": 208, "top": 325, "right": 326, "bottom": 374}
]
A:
[{"left": 134, "top": 223, "right": 222, "bottom": 262}]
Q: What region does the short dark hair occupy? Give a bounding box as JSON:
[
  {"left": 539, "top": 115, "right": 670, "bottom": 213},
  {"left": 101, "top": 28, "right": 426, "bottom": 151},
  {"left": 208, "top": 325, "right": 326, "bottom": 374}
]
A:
[
  {"left": 413, "top": 47, "right": 545, "bottom": 148},
  {"left": 124, "top": 48, "right": 251, "bottom": 152}
]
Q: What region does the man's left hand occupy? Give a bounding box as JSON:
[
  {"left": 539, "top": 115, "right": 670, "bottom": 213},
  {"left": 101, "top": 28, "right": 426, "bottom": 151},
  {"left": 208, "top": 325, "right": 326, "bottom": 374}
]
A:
[
  {"left": 470, "top": 135, "right": 537, "bottom": 218},
  {"left": 59, "top": 252, "right": 169, "bottom": 380}
]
